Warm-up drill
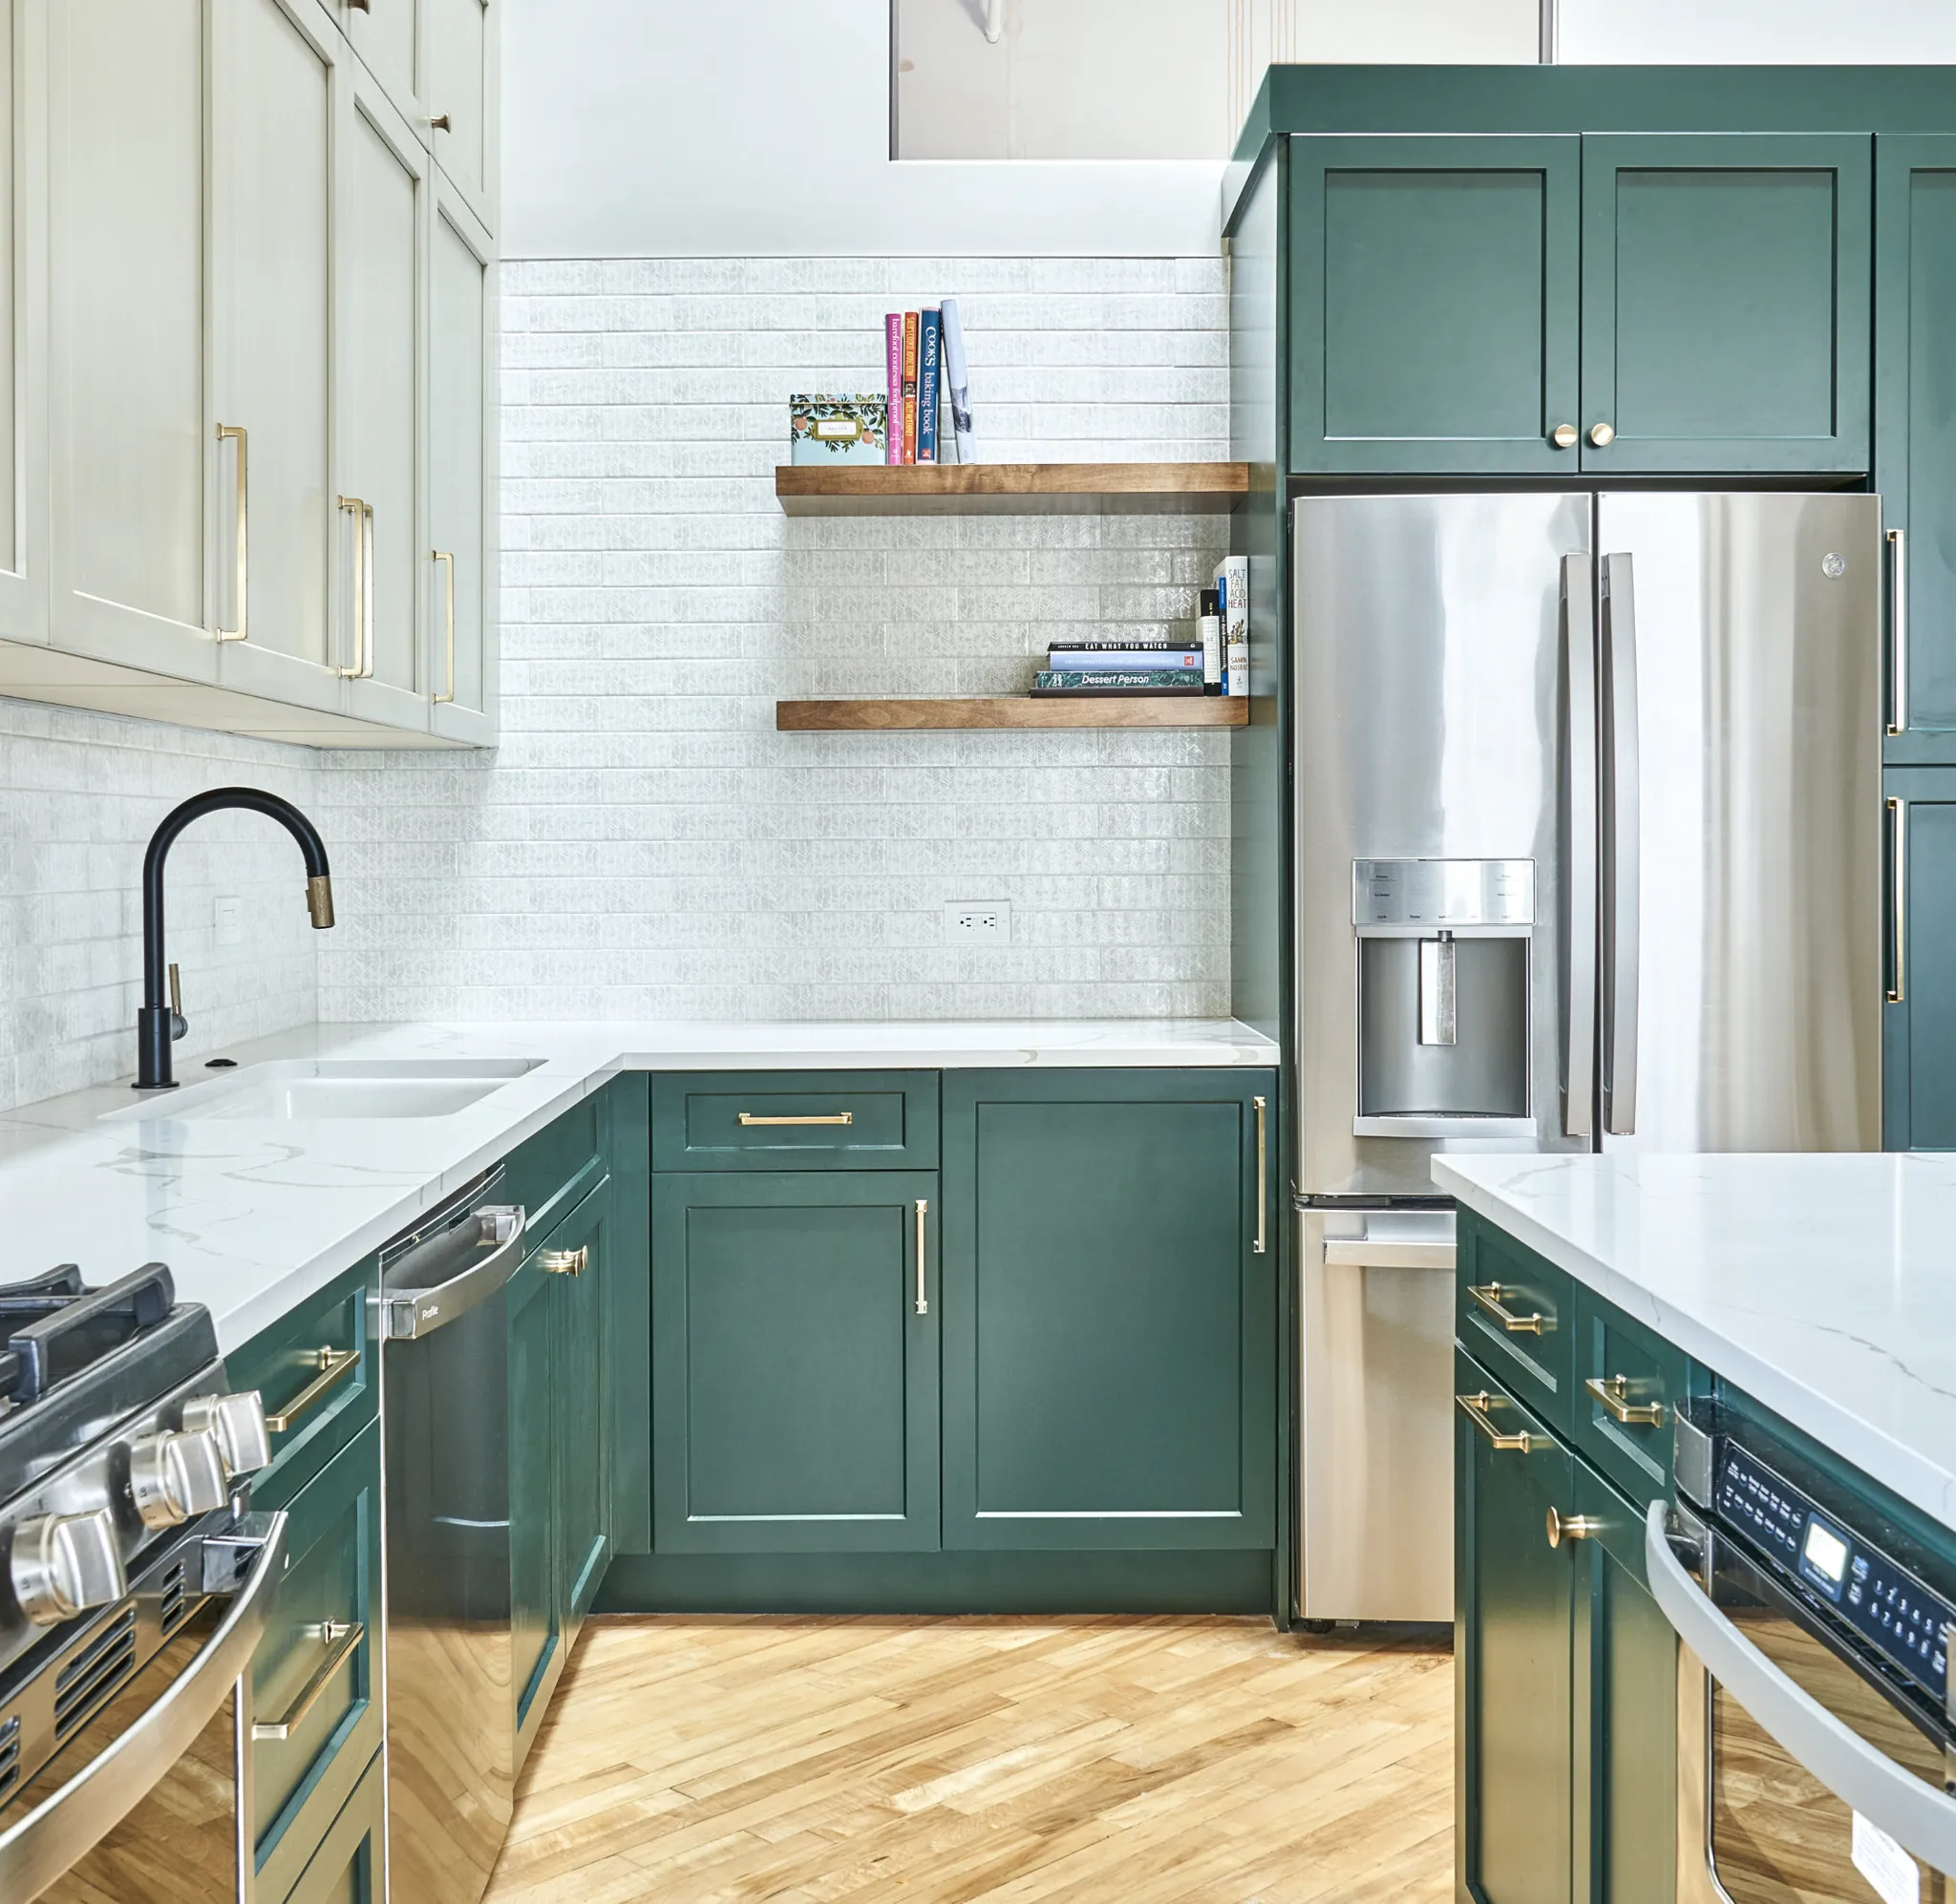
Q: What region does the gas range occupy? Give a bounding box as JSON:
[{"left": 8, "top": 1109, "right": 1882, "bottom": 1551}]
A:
[{"left": 0, "top": 1261, "right": 271, "bottom": 1823}]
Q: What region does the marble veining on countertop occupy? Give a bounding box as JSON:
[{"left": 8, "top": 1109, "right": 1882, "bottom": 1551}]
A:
[
  {"left": 0, "top": 1018, "right": 1277, "bottom": 1353},
  {"left": 1434, "top": 1150, "right": 1956, "bottom": 1534}
]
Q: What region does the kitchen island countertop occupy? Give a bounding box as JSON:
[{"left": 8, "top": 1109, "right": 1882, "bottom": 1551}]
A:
[
  {"left": 1435, "top": 1150, "right": 1956, "bottom": 1534},
  {"left": 0, "top": 1018, "right": 1277, "bottom": 1353}
]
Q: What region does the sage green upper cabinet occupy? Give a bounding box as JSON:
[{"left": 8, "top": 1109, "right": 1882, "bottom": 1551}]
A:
[
  {"left": 1580, "top": 135, "right": 1872, "bottom": 474},
  {"left": 1291, "top": 136, "right": 1582, "bottom": 475},
  {"left": 1877, "top": 137, "right": 1956, "bottom": 743},
  {"left": 940, "top": 1070, "right": 1275, "bottom": 1552},
  {"left": 424, "top": 0, "right": 495, "bottom": 232},
  {"left": 428, "top": 173, "right": 496, "bottom": 742},
  {"left": 652, "top": 1171, "right": 941, "bottom": 1555},
  {"left": 336, "top": 63, "right": 428, "bottom": 729},
  {"left": 209, "top": 0, "right": 339, "bottom": 715},
  {"left": 48, "top": 0, "right": 213, "bottom": 682}
]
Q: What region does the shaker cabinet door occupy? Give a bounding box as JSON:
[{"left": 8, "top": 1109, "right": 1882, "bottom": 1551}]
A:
[
  {"left": 1883, "top": 771, "right": 1956, "bottom": 1150},
  {"left": 423, "top": 0, "right": 494, "bottom": 229},
  {"left": 1456, "top": 1349, "right": 1575, "bottom": 1904},
  {"left": 1580, "top": 134, "right": 1871, "bottom": 475},
  {"left": 550, "top": 1179, "right": 612, "bottom": 1633},
  {"left": 651, "top": 1172, "right": 942, "bottom": 1555},
  {"left": 1290, "top": 135, "right": 1582, "bottom": 476},
  {"left": 507, "top": 1248, "right": 562, "bottom": 1764}
]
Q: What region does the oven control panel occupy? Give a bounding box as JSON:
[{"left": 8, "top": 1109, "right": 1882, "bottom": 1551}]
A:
[{"left": 1717, "top": 1444, "right": 1953, "bottom": 1705}]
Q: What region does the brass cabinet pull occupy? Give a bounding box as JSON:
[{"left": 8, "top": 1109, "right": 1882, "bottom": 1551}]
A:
[
  {"left": 1889, "top": 527, "right": 1908, "bottom": 736},
  {"left": 252, "top": 1619, "right": 363, "bottom": 1741},
  {"left": 1252, "top": 1095, "right": 1267, "bottom": 1256},
  {"left": 1467, "top": 1282, "right": 1553, "bottom": 1336},
  {"left": 336, "top": 497, "right": 374, "bottom": 679},
  {"left": 914, "top": 1200, "right": 928, "bottom": 1316},
  {"left": 1551, "top": 422, "right": 1579, "bottom": 449},
  {"left": 540, "top": 1246, "right": 586, "bottom": 1278},
  {"left": 1585, "top": 1373, "right": 1664, "bottom": 1427},
  {"left": 432, "top": 551, "right": 457, "bottom": 702},
  {"left": 737, "top": 1111, "right": 852, "bottom": 1127},
  {"left": 1546, "top": 1507, "right": 1601, "bottom": 1549},
  {"left": 1889, "top": 795, "right": 1908, "bottom": 1005},
  {"left": 215, "top": 423, "right": 249, "bottom": 641},
  {"left": 265, "top": 1345, "right": 360, "bottom": 1434},
  {"left": 1456, "top": 1390, "right": 1537, "bottom": 1453}
]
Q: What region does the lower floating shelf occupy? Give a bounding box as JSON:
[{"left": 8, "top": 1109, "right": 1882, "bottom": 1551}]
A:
[{"left": 776, "top": 697, "right": 1251, "bottom": 731}]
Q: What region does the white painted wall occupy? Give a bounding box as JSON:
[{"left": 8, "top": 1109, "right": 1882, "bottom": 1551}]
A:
[{"left": 1559, "top": 0, "right": 1956, "bottom": 62}]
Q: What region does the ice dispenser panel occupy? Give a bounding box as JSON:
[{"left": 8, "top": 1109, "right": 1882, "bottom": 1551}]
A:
[{"left": 1353, "top": 859, "right": 1533, "bottom": 1128}]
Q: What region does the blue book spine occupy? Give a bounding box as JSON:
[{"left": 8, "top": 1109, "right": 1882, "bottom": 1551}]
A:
[{"left": 917, "top": 309, "right": 942, "bottom": 464}]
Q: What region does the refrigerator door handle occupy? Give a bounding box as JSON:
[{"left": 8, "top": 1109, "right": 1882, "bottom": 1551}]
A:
[
  {"left": 1601, "top": 551, "right": 1640, "bottom": 1136},
  {"left": 1560, "top": 553, "right": 1598, "bottom": 1139}
]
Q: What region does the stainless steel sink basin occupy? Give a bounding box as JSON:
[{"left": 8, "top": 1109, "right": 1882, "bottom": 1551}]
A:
[{"left": 106, "top": 1058, "right": 545, "bottom": 1122}]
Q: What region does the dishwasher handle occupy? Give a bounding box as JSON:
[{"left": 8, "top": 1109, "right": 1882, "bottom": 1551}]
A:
[
  {"left": 1645, "top": 1500, "right": 1956, "bottom": 1877},
  {"left": 378, "top": 1205, "right": 525, "bottom": 1341}
]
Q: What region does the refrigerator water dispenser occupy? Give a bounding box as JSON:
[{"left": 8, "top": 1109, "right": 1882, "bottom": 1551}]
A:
[{"left": 1352, "top": 859, "right": 1534, "bottom": 1131}]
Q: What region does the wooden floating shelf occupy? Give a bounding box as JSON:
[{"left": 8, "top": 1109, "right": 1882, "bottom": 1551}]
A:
[
  {"left": 775, "top": 461, "right": 1251, "bottom": 516},
  {"left": 776, "top": 697, "right": 1251, "bottom": 731}
]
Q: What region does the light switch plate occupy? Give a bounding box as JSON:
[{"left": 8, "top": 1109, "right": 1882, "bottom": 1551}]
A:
[
  {"left": 944, "top": 900, "right": 1010, "bottom": 942},
  {"left": 215, "top": 896, "right": 243, "bottom": 947}
]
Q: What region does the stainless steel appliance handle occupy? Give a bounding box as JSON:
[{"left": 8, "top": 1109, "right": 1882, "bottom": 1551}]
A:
[
  {"left": 1561, "top": 552, "right": 1598, "bottom": 1139},
  {"left": 379, "top": 1205, "right": 526, "bottom": 1341},
  {"left": 1645, "top": 1500, "right": 1956, "bottom": 1877},
  {"left": 0, "top": 1511, "right": 287, "bottom": 1901},
  {"left": 1600, "top": 551, "right": 1640, "bottom": 1136},
  {"left": 1890, "top": 527, "right": 1908, "bottom": 736}
]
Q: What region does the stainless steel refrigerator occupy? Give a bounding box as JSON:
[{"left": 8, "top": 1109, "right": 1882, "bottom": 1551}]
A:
[{"left": 1293, "top": 491, "right": 1883, "bottom": 1624}]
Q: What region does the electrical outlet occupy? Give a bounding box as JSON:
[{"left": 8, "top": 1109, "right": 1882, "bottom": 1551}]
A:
[
  {"left": 944, "top": 901, "right": 1010, "bottom": 942},
  {"left": 215, "top": 896, "right": 242, "bottom": 947}
]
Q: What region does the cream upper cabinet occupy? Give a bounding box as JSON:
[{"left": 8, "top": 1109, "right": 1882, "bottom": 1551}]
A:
[
  {"left": 338, "top": 64, "right": 429, "bottom": 730},
  {"left": 423, "top": 0, "right": 494, "bottom": 231},
  {"left": 47, "top": 0, "right": 213, "bottom": 681},
  {"left": 0, "top": 0, "right": 39, "bottom": 650},
  {"left": 429, "top": 172, "right": 493, "bottom": 743},
  {"left": 341, "top": 0, "right": 418, "bottom": 121}
]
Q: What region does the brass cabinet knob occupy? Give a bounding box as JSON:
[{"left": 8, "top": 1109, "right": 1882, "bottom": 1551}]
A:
[
  {"left": 1546, "top": 1506, "right": 1601, "bottom": 1549},
  {"left": 1552, "top": 423, "right": 1579, "bottom": 449},
  {"left": 1589, "top": 422, "right": 1616, "bottom": 448},
  {"left": 541, "top": 1246, "right": 587, "bottom": 1278}
]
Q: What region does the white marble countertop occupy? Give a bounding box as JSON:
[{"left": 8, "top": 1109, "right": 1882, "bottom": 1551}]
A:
[
  {"left": 0, "top": 1018, "right": 1277, "bottom": 1353},
  {"left": 1434, "top": 1151, "right": 1956, "bottom": 1534}
]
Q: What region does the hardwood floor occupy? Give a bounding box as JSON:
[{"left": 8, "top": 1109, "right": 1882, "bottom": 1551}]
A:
[{"left": 484, "top": 1616, "right": 1454, "bottom": 1903}]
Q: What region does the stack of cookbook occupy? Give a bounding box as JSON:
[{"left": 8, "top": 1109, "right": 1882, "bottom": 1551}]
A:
[{"left": 1031, "top": 641, "right": 1207, "bottom": 698}]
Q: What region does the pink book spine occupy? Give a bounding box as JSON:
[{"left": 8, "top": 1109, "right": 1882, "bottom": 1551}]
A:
[{"left": 884, "top": 314, "right": 904, "bottom": 465}]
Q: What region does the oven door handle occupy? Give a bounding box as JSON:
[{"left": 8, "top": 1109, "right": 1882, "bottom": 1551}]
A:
[
  {"left": 1646, "top": 1500, "right": 1956, "bottom": 1876},
  {"left": 0, "top": 1510, "right": 288, "bottom": 1901}
]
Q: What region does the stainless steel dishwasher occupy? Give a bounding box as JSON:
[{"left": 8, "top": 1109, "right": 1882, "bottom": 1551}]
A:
[{"left": 376, "top": 1169, "right": 526, "bottom": 1904}]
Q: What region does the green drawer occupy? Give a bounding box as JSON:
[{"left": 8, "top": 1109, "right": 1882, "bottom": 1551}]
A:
[
  {"left": 651, "top": 1071, "right": 940, "bottom": 1171},
  {"left": 502, "top": 1094, "right": 603, "bottom": 1236},
  {"left": 253, "top": 1419, "right": 382, "bottom": 1902},
  {"left": 274, "top": 1745, "right": 384, "bottom": 1904},
  {"left": 228, "top": 1257, "right": 378, "bottom": 1511},
  {"left": 1571, "top": 1287, "right": 1690, "bottom": 1508},
  {"left": 1456, "top": 1211, "right": 1572, "bottom": 1435}
]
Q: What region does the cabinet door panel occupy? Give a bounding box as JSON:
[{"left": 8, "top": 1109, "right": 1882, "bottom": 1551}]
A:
[
  {"left": 1885, "top": 773, "right": 1956, "bottom": 1148},
  {"left": 942, "top": 1070, "right": 1275, "bottom": 1551},
  {"left": 1456, "top": 1348, "right": 1574, "bottom": 1904},
  {"left": 507, "top": 1252, "right": 561, "bottom": 1761},
  {"left": 1291, "top": 136, "right": 1581, "bottom": 475},
  {"left": 49, "top": 0, "right": 212, "bottom": 673},
  {"left": 652, "top": 1172, "right": 940, "bottom": 1554},
  {"left": 424, "top": 0, "right": 491, "bottom": 222},
  {"left": 1877, "top": 137, "right": 1956, "bottom": 742},
  {"left": 278, "top": 1746, "right": 384, "bottom": 1904},
  {"left": 549, "top": 1179, "right": 611, "bottom": 1631},
  {"left": 1582, "top": 135, "right": 1871, "bottom": 474}
]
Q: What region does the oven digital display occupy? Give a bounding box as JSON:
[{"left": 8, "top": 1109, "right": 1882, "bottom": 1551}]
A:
[{"left": 1802, "top": 1519, "right": 1850, "bottom": 1592}]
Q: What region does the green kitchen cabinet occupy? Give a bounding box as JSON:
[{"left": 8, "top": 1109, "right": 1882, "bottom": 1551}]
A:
[
  {"left": 1290, "top": 136, "right": 1582, "bottom": 475},
  {"left": 940, "top": 1069, "right": 1276, "bottom": 1551},
  {"left": 1878, "top": 136, "right": 1956, "bottom": 748},
  {"left": 651, "top": 1170, "right": 941, "bottom": 1554},
  {"left": 551, "top": 1176, "right": 613, "bottom": 1629},
  {"left": 1456, "top": 1348, "right": 1577, "bottom": 1904},
  {"left": 507, "top": 1230, "right": 560, "bottom": 1763},
  {"left": 1882, "top": 769, "right": 1956, "bottom": 1148},
  {"left": 1580, "top": 135, "right": 1871, "bottom": 474},
  {"left": 274, "top": 1747, "right": 384, "bottom": 1904}
]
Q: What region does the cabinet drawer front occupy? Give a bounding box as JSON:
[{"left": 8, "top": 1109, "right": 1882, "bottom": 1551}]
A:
[
  {"left": 652, "top": 1071, "right": 939, "bottom": 1172},
  {"left": 1456, "top": 1212, "right": 1571, "bottom": 1434},
  {"left": 1572, "top": 1287, "right": 1690, "bottom": 1506},
  {"left": 228, "top": 1258, "right": 378, "bottom": 1511},
  {"left": 275, "top": 1745, "right": 384, "bottom": 1904},
  {"left": 502, "top": 1095, "right": 602, "bottom": 1235},
  {"left": 253, "top": 1419, "right": 382, "bottom": 1900}
]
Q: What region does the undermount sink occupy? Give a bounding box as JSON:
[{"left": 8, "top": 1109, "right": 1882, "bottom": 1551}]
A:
[{"left": 105, "top": 1057, "right": 545, "bottom": 1122}]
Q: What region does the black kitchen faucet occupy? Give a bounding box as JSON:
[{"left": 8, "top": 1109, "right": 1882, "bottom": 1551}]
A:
[{"left": 135, "top": 789, "right": 335, "bottom": 1090}]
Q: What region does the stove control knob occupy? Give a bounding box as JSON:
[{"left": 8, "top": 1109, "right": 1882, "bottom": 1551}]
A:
[
  {"left": 127, "top": 1429, "right": 230, "bottom": 1530},
  {"left": 181, "top": 1392, "right": 273, "bottom": 1480},
  {"left": 10, "top": 1510, "right": 127, "bottom": 1625}
]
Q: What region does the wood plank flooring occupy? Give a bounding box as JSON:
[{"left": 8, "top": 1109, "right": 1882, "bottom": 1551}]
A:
[{"left": 484, "top": 1617, "right": 1454, "bottom": 1903}]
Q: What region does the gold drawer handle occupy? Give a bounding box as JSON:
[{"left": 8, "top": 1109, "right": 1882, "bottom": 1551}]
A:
[
  {"left": 737, "top": 1111, "right": 853, "bottom": 1127},
  {"left": 541, "top": 1246, "right": 587, "bottom": 1278},
  {"left": 1456, "top": 1390, "right": 1538, "bottom": 1453},
  {"left": 265, "top": 1345, "right": 359, "bottom": 1434},
  {"left": 1468, "top": 1282, "right": 1553, "bottom": 1336},
  {"left": 914, "top": 1199, "right": 928, "bottom": 1316},
  {"left": 252, "top": 1619, "right": 363, "bottom": 1741},
  {"left": 1585, "top": 1374, "right": 1664, "bottom": 1427}
]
